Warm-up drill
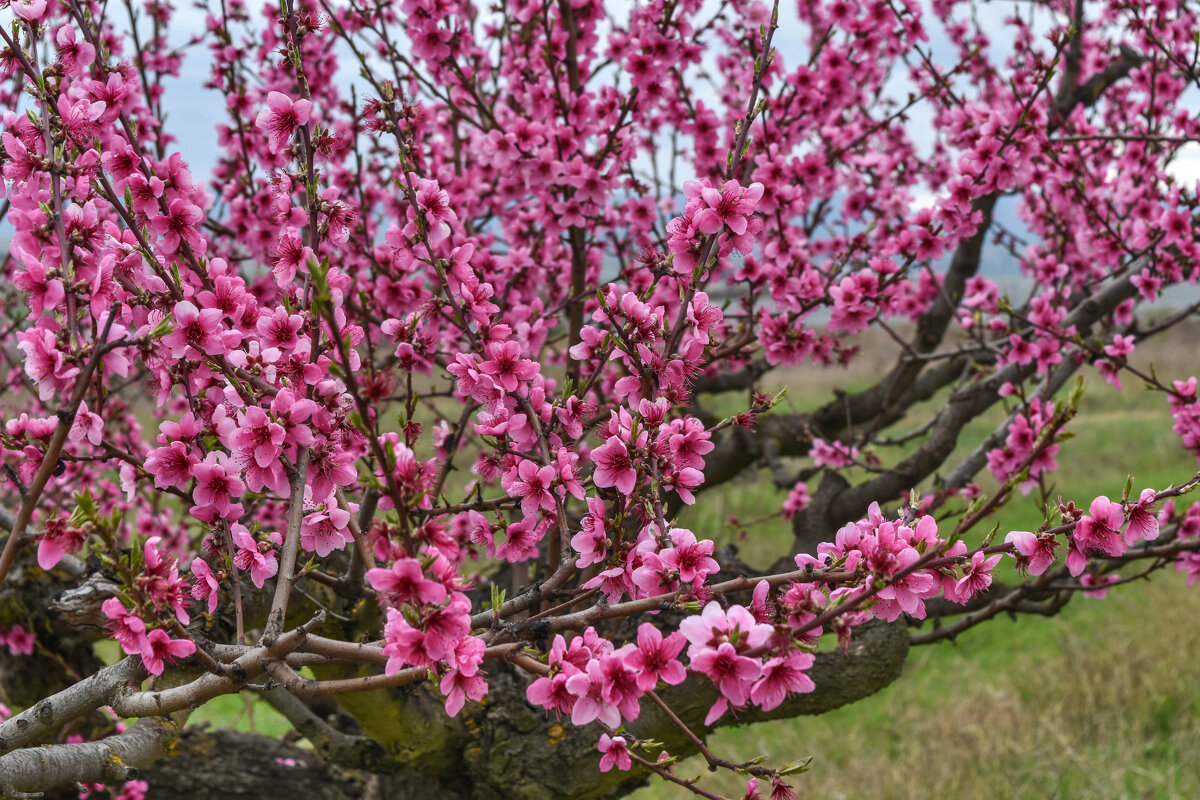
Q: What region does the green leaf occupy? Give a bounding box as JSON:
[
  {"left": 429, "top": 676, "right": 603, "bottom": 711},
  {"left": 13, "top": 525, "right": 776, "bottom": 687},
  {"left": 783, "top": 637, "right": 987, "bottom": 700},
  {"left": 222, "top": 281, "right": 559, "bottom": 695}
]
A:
[
  {"left": 1068, "top": 374, "right": 1086, "bottom": 409},
  {"left": 778, "top": 756, "right": 813, "bottom": 775}
]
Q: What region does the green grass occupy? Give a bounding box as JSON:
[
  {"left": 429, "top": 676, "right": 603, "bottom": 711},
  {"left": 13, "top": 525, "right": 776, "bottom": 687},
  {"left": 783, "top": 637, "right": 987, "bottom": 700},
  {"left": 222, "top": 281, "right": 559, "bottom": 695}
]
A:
[
  {"left": 633, "top": 572, "right": 1200, "bottom": 800},
  {"left": 633, "top": 331, "right": 1200, "bottom": 800},
  {"left": 187, "top": 692, "right": 292, "bottom": 739}
]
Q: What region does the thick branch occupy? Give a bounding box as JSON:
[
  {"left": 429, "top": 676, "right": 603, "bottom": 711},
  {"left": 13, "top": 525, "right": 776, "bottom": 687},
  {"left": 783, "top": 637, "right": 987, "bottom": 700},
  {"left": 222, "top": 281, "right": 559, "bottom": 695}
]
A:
[
  {"left": 0, "top": 657, "right": 144, "bottom": 755},
  {"left": 0, "top": 716, "right": 182, "bottom": 796}
]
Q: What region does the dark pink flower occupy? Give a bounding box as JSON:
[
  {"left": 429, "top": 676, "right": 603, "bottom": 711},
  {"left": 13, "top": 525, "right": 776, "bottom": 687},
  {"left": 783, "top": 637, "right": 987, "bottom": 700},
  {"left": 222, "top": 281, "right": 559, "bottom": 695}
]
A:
[
  {"left": 1080, "top": 573, "right": 1120, "bottom": 598},
  {"left": 1075, "top": 495, "right": 1126, "bottom": 558},
  {"left": 37, "top": 515, "right": 89, "bottom": 570},
  {"left": 140, "top": 628, "right": 196, "bottom": 676},
  {"left": 623, "top": 622, "right": 686, "bottom": 691},
  {"left": 1125, "top": 488, "right": 1160, "bottom": 544},
  {"left": 231, "top": 524, "right": 278, "bottom": 588},
  {"left": 526, "top": 671, "right": 577, "bottom": 717},
  {"left": 684, "top": 179, "right": 764, "bottom": 236},
  {"left": 103, "top": 598, "right": 148, "bottom": 656},
  {"left": 17, "top": 327, "right": 79, "bottom": 402},
  {"left": 192, "top": 452, "right": 246, "bottom": 519},
  {"left": 497, "top": 517, "right": 543, "bottom": 563},
  {"left": 1005, "top": 530, "right": 1058, "bottom": 576},
  {"left": 659, "top": 528, "right": 719, "bottom": 585},
  {"left": 145, "top": 441, "right": 200, "bottom": 492},
  {"left": 478, "top": 341, "right": 539, "bottom": 393},
  {"left": 191, "top": 558, "right": 220, "bottom": 615},
  {"left": 507, "top": 459, "right": 557, "bottom": 517},
  {"left": 565, "top": 661, "right": 622, "bottom": 728},
  {"left": 571, "top": 496, "right": 609, "bottom": 568},
  {"left": 163, "top": 300, "right": 226, "bottom": 359},
  {"left": 440, "top": 664, "right": 488, "bottom": 717},
  {"left": 949, "top": 551, "right": 1003, "bottom": 602},
  {"left": 4, "top": 625, "right": 34, "bottom": 656},
  {"left": 149, "top": 199, "right": 204, "bottom": 255},
  {"left": 592, "top": 436, "right": 637, "bottom": 494},
  {"left": 690, "top": 642, "right": 761, "bottom": 723},
  {"left": 367, "top": 558, "right": 447, "bottom": 606}
]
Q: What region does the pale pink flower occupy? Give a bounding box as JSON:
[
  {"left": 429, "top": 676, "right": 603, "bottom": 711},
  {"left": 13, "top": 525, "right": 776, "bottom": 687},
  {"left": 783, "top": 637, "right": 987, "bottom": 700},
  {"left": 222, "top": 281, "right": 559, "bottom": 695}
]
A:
[
  {"left": 256, "top": 91, "right": 313, "bottom": 153},
  {"left": 750, "top": 651, "right": 815, "bottom": 712},
  {"left": 597, "top": 734, "right": 632, "bottom": 773}
]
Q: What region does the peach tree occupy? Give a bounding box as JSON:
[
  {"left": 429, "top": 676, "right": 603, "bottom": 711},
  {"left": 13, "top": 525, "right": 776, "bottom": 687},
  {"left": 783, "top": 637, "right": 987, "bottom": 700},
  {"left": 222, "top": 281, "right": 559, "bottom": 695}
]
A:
[{"left": 0, "top": 0, "right": 1199, "bottom": 796}]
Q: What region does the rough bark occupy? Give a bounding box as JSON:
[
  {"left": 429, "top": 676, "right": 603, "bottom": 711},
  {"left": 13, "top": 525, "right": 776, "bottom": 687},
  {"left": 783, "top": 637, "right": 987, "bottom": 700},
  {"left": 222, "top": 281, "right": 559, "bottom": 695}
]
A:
[{"left": 126, "top": 622, "right": 908, "bottom": 800}]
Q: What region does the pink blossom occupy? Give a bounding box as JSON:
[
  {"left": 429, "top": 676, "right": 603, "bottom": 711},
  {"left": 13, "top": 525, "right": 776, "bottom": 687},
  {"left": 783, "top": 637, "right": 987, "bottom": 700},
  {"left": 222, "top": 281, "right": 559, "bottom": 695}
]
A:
[
  {"left": 507, "top": 459, "right": 557, "bottom": 517},
  {"left": 256, "top": 91, "right": 313, "bottom": 153},
  {"left": 37, "top": 515, "right": 89, "bottom": 570},
  {"left": 659, "top": 528, "right": 719, "bottom": 585},
  {"left": 10, "top": 0, "right": 47, "bottom": 22},
  {"left": 873, "top": 549, "right": 940, "bottom": 621},
  {"left": 4, "top": 625, "right": 34, "bottom": 656},
  {"left": 583, "top": 566, "right": 630, "bottom": 604},
  {"left": 597, "top": 734, "right": 632, "bottom": 773},
  {"left": 191, "top": 558, "right": 220, "bottom": 615},
  {"left": 679, "top": 603, "right": 772, "bottom": 658},
  {"left": 383, "top": 593, "right": 471, "bottom": 672},
  {"left": 690, "top": 642, "right": 761, "bottom": 723},
  {"left": 782, "top": 482, "right": 810, "bottom": 520},
  {"left": 192, "top": 452, "right": 246, "bottom": 519},
  {"left": 149, "top": 199, "right": 204, "bottom": 254},
  {"left": 571, "top": 496, "right": 609, "bottom": 568},
  {"left": 564, "top": 660, "right": 623, "bottom": 728},
  {"left": 750, "top": 651, "right": 815, "bottom": 711},
  {"left": 592, "top": 436, "right": 637, "bottom": 494},
  {"left": 1005, "top": 531, "right": 1058, "bottom": 576},
  {"left": 949, "top": 551, "right": 1003, "bottom": 603},
  {"left": 145, "top": 441, "right": 200, "bottom": 492},
  {"left": 17, "top": 327, "right": 79, "bottom": 401},
  {"left": 1075, "top": 495, "right": 1127, "bottom": 558},
  {"left": 381, "top": 608, "right": 433, "bottom": 672},
  {"left": 809, "top": 438, "right": 859, "bottom": 468},
  {"left": 140, "top": 628, "right": 196, "bottom": 676},
  {"left": 440, "top": 665, "right": 488, "bottom": 717},
  {"left": 1080, "top": 573, "right": 1120, "bottom": 599},
  {"left": 300, "top": 506, "right": 353, "bottom": 557},
  {"left": 623, "top": 622, "right": 686, "bottom": 691},
  {"left": 497, "top": 517, "right": 543, "bottom": 563},
  {"left": 12, "top": 251, "right": 64, "bottom": 317},
  {"left": 478, "top": 341, "right": 539, "bottom": 393},
  {"left": 526, "top": 671, "right": 577, "bottom": 717},
  {"left": 684, "top": 179, "right": 764, "bottom": 236},
  {"left": 1125, "top": 488, "right": 1160, "bottom": 544},
  {"left": 163, "top": 301, "right": 226, "bottom": 359},
  {"left": 102, "top": 598, "right": 149, "bottom": 656},
  {"left": 367, "top": 558, "right": 447, "bottom": 606},
  {"left": 231, "top": 524, "right": 279, "bottom": 588}
]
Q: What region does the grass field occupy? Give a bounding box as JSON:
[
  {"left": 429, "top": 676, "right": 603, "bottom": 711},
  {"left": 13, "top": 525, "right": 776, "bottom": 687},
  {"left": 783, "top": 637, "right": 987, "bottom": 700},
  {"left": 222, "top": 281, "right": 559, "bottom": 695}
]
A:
[{"left": 631, "top": 323, "right": 1200, "bottom": 800}]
